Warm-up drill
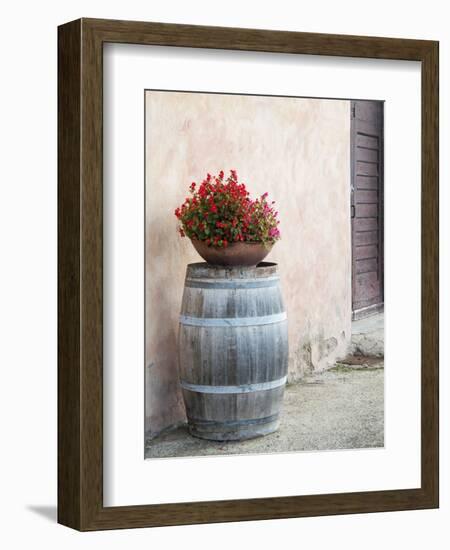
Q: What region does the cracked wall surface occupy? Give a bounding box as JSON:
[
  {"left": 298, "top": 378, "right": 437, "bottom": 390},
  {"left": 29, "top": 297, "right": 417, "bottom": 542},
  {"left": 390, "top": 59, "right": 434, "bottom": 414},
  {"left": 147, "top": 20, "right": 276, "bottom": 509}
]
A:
[{"left": 145, "top": 92, "right": 352, "bottom": 436}]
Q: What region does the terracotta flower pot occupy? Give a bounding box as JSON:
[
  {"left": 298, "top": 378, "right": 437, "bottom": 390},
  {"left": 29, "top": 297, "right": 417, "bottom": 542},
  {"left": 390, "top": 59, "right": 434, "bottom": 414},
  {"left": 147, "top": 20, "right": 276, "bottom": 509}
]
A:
[{"left": 190, "top": 239, "right": 273, "bottom": 267}]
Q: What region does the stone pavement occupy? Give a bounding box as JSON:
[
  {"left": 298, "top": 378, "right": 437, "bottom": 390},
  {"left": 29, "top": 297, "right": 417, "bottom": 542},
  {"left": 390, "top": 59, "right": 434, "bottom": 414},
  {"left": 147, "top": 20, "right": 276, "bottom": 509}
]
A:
[{"left": 145, "top": 363, "right": 384, "bottom": 459}]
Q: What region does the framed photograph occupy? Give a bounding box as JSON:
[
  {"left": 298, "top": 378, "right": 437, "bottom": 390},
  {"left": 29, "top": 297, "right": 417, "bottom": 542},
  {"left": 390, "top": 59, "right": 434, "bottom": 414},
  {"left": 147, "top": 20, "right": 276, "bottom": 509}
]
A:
[{"left": 58, "top": 18, "right": 439, "bottom": 530}]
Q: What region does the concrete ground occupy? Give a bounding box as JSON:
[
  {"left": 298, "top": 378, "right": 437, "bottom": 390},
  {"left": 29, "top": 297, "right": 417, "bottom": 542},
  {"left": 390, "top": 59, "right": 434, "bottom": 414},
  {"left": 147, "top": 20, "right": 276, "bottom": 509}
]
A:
[
  {"left": 351, "top": 312, "right": 384, "bottom": 357},
  {"left": 145, "top": 363, "right": 384, "bottom": 459}
]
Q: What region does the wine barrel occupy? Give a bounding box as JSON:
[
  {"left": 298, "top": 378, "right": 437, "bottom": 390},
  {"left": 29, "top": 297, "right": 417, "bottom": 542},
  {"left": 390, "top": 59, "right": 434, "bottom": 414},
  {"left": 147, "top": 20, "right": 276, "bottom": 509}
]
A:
[{"left": 178, "top": 262, "right": 288, "bottom": 441}]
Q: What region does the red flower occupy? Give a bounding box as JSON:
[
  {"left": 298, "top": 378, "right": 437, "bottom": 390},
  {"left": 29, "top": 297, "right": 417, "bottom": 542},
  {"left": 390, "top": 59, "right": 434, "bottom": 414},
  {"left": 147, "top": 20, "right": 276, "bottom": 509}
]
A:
[{"left": 174, "top": 170, "right": 281, "bottom": 248}]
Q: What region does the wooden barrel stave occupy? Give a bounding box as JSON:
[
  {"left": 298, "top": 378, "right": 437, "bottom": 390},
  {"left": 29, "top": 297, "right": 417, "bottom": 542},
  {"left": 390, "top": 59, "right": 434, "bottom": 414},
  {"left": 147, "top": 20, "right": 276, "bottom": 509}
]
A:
[
  {"left": 178, "top": 262, "right": 288, "bottom": 441},
  {"left": 183, "top": 390, "right": 285, "bottom": 440},
  {"left": 179, "top": 324, "right": 288, "bottom": 385},
  {"left": 181, "top": 286, "right": 285, "bottom": 318},
  {"left": 181, "top": 386, "right": 286, "bottom": 421}
]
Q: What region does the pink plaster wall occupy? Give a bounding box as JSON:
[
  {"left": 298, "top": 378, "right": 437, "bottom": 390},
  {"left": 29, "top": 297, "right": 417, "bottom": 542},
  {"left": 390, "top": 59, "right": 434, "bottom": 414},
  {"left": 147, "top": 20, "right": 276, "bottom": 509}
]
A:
[{"left": 145, "top": 91, "right": 351, "bottom": 437}]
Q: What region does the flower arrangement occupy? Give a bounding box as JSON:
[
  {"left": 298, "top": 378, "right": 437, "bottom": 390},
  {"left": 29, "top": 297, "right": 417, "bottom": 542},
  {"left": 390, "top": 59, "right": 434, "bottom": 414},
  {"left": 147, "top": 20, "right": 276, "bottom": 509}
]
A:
[{"left": 174, "top": 170, "right": 281, "bottom": 248}]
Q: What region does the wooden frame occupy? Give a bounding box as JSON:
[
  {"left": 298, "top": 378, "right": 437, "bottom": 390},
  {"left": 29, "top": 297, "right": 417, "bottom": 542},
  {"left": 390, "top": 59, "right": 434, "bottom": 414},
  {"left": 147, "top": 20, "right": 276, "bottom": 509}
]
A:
[{"left": 58, "top": 18, "right": 439, "bottom": 531}]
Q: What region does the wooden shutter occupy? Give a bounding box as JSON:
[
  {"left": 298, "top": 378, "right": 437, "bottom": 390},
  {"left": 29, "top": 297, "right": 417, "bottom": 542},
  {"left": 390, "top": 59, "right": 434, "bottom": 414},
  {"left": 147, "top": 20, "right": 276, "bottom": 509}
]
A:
[{"left": 351, "top": 100, "right": 384, "bottom": 319}]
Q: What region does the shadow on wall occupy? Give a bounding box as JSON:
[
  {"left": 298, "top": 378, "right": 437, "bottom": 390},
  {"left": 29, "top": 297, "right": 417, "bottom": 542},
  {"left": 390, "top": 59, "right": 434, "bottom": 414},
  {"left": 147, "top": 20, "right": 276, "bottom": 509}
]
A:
[{"left": 26, "top": 505, "right": 57, "bottom": 523}]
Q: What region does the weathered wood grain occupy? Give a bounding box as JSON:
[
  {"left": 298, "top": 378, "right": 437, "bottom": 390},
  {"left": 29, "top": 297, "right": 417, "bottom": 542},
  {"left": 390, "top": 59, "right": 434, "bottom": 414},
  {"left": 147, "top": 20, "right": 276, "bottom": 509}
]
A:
[
  {"left": 351, "top": 100, "right": 384, "bottom": 316},
  {"left": 58, "top": 19, "right": 81, "bottom": 529},
  {"left": 178, "top": 262, "right": 288, "bottom": 440}
]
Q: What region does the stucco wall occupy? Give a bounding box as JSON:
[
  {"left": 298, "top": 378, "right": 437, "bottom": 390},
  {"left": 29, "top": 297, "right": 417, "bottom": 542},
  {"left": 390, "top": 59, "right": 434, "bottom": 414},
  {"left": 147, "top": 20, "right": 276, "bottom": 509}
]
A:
[{"left": 145, "top": 91, "right": 351, "bottom": 437}]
